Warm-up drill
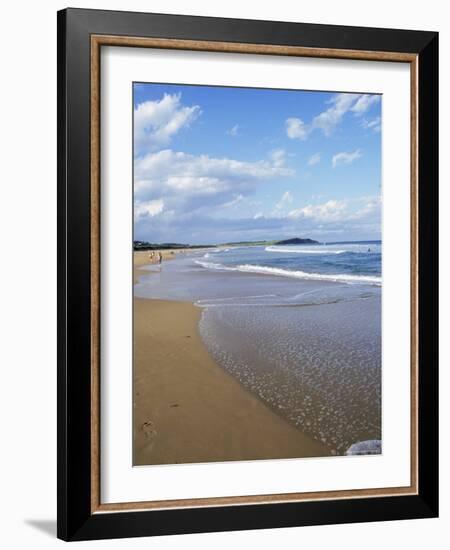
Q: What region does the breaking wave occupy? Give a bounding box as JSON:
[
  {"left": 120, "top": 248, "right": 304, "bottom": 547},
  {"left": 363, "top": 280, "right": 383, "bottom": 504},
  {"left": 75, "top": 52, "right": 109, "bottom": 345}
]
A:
[{"left": 195, "top": 260, "right": 381, "bottom": 286}]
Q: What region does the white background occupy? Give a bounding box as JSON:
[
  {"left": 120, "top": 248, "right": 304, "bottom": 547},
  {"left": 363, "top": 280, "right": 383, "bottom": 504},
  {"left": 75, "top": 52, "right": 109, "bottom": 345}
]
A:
[
  {"left": 102, "top": 47, "right": 411, "bottom": 503},
  {"left": 0, "top": 1, "right": 447, "bottom": 548}
]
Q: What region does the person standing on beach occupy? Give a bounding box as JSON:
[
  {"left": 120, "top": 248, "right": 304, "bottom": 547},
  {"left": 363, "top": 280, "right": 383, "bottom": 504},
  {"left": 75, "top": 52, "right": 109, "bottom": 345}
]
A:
[{"left": 158, "top": 251, "right": 163, "bottom": 270}]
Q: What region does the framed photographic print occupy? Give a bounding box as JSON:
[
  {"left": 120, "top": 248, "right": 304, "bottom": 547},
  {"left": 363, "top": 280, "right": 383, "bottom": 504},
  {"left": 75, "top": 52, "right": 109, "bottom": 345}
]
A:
[{"left": 57, "top": 8, "right": 439, "bottom": 541}]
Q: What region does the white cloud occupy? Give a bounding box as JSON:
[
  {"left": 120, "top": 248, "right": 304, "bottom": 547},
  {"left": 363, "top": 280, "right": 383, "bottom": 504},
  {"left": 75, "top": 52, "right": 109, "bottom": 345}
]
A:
[
  {"left": 274, "top": 190, "right": 293, "bottom": 212},
  {"left": 312, "top": 93, "right": 359, "bottom": 137},
  {"left": 134, "top": 148, "right": 293, "bottom": 216},
  {"left": 288, "top": 199, "right": 347, "bottom": 222},
  {"left": 286, "top": 117, "right": 308, "bottom": 140},
  {"left": 134, "top": 93, "right": 201, "bottom": 154},
  {"left": 308, "top": 153, "right": 321, "bottom": 166},
  {"left": 222, "top": 194, "right": 245, "bottom": 208},
  {"left": 348, "top": 195, "right": 381, "bottom": 220},
  {"left": 286, "top": 93, "right": 380, "bottom": 140},
  {"left": 281, "top": 190, "right": 293, "bottom": 204},
  {"left": 135, "top": 199, "right": 164, "bottom": 220},
  {"left": 269, "top": 148, "right": 287, "bottom": 167},
  {"left": 227, "top": 124, "right": 240, "bottom": 136},
  {"left": 362, "top": 116, "right": 381, "bottom": 133},
  {"left": 332, "top": 149, "right": 362, "bottom": 168},
  {"left": 351, "top": 95, "right": 380, "bottom": 116},
  {"left": 287, "top": 195, "right": 380, "bottom": 224},
  {"left": 135, "top": 195, "right": 381, "bottom": 244}
]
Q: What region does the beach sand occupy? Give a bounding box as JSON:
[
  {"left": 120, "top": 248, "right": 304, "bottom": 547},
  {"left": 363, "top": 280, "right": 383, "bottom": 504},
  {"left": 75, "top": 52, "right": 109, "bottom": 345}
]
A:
[
  {"left": 133, "top": 249, "right": 183, "bottom": 283},
  {"left": 133, "top": 294, "right": 330, "bottom": 465}
]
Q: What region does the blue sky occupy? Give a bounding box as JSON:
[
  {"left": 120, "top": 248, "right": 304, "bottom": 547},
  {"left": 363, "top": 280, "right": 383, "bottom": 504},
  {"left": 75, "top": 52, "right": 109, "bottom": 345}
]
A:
[{"left": 133, "top": 83, "right": 381, "bottom": 244}]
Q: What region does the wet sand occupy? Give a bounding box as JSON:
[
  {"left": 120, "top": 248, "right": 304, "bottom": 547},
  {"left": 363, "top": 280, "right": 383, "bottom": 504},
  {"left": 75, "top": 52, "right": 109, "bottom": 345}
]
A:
[{"left": 133, "top": 294, "right": 330, "bottom": 465}]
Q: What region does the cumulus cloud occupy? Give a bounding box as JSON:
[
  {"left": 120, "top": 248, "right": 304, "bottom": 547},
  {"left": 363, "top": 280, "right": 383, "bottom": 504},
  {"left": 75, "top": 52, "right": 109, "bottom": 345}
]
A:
[
  {"left": 332, "top": 149, "right": 362, "bottom": 168},
  {"left": 348, "top": 195, "right": 381, "bottom": 220},
  {"left": 288, "top": 199, "right": 347, "bottom": 222},
  {"left": 308, "top": 153, "right": 321, "bottom": 166},
  {"left": 135, "top": 196, "right": 381, "bottom": 243},
  {"left": 286, "top": 93, "right": 380, "bottom": 140},
  {"left": 134, "top": 93, "right": 201, "bottom": 155},
  {"left": 133, "top": 89, "right": 381, "bottom": 244},
  {"left": 134, "top": 199, "right": 164, "bottom": 220},
  {"left": 286, "top": 117, "right": 308, "bottom": 140},
  {"left": 134, "top": 148, "right": 293, "bottom": 220},
  {"left": 288, "top": 195, "right": 380, "bottom": 224}
]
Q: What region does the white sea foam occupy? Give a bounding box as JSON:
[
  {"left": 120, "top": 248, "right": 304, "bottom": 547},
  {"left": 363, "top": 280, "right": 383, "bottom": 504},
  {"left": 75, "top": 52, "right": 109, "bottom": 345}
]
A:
[
  {"left": 199, "top": 297, "right": 382, "bottom": 454},
  {"left": 195, "top": 259, "right": 381, "bottom": 285},
  {"left": 195, "top": 294, "right": 278, "bottom": 308},
  {"left": 346, "top": 440, "right": 382, "bottom": 455},
  {"left": 195, "top": 260, "right": 231, "bottom": 270},
  {"left": 197, "top": 294, "right": 276, "bottom": 303},
  {"left": 237, "top": 265, "right": 381, "bottom": 285}
]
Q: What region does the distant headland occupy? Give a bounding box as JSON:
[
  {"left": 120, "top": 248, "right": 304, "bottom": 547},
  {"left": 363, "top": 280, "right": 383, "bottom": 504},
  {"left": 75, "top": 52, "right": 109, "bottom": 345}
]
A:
[{"left": 275, "top": 238, "right": 319, "bottom": 246}]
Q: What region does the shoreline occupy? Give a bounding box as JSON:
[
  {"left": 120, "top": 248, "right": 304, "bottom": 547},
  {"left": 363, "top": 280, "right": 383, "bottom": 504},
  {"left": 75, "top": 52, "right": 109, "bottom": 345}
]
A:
[
  {"left": 133, "top": 249, "right": 186, "bottom": 284},
  {"left": 134, "top": 248, "right": 381, "bottom": 458},
  {"left": 133, "top": 294, "right": 330, "bottom": 465}
]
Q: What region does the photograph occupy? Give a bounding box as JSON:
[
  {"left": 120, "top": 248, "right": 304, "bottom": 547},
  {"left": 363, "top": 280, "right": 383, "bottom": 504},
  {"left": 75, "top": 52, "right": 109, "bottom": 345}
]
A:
[{"left": 132, "top": 83, "right": 383, "bottom": 466}]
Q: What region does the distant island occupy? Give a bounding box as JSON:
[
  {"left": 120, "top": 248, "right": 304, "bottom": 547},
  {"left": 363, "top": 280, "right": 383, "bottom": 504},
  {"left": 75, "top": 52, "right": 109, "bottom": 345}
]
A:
[
  {"left": 134, "top": 237, "right": 320, "bottom": 251},
  {"left": 275, "top": 238, "right": 319, "bottom": 246}
]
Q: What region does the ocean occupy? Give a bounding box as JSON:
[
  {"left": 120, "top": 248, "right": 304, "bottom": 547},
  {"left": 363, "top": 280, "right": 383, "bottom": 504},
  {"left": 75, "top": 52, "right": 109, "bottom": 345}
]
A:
[
  {"left": 197, "top": 241, "right": 381, "bottom": 287},
  {"left": 135, "top": 241, "right": 382, "bottom": 456}
]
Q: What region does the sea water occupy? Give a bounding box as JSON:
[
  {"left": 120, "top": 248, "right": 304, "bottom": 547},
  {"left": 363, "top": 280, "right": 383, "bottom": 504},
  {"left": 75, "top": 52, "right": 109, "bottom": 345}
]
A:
[
  {"left": 196, "top": 241, "right": 381, "bottom": 286},
  {"left": 135, "top": 242, "right": 382, "bottom": 455}
]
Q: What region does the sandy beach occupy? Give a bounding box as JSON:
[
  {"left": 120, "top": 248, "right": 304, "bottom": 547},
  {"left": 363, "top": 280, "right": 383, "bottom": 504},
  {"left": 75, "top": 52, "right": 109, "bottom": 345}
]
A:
[
  {"left": 133, "top": 254, "right": 330, "bottom": 465},
  {"left": 133, "top": 249, "right": 186, "bottom": 283}
]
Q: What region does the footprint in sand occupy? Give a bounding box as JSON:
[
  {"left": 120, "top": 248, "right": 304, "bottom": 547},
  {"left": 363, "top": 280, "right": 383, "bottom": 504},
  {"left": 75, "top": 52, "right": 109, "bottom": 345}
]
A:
[
  {"left": 140, "top": 421, "right": 158, "bottom": 454},
  {"left": 141, "top": 420, "right": 157, "bottom": 440}
]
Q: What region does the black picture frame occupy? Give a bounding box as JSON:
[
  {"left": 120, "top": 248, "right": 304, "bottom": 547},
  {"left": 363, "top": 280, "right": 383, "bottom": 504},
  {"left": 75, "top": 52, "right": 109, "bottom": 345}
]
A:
[{"left": 57, "top": 7, "right": 438, "bottom": 541}]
